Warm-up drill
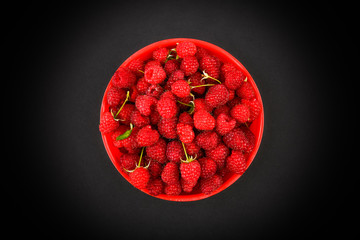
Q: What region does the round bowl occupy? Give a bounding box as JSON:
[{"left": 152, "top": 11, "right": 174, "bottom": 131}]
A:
[{"left": 100, "top": 38, "right": 264, "bottom": 201}]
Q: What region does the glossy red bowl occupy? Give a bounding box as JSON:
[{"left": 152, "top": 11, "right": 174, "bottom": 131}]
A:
[{"left": 100, "top": 38, "right": 264, "bottom": 201}]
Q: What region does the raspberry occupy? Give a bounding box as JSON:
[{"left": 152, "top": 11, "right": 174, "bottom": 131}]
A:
[
  {"left": 161, "top": 162, "right": 179, "bottom": 185},
  {"left": 200, "top": 174, "right": 223, "bottom": 195},
  {"left": 195, "top": 131, "right": 219, "bottom": 151},
  {"left": 193, "top": 110, "right": 215, "bottom": 131},
  {"left": 112, "top": 67, "right": 136, "bottom": 89},
  {"left": 166, "top": 140, "right": 185, "bottom": 163},
  {"left": 145, "top": 84, "right": 163, "bottom": 99},
  {"left": 152, "top": 47, "right": 169, "bottom": 63},
  {"left": 136, "top": 77, "right": 150, "bottom": 94},
  {"left": 150, "top": 109, "right": 161, "bottom": 125},
  {"left": 227, "top": 97, "right": 242, "bottom": 109},
  {"left": 119, "top": 153, "right": 138, "bottom": 170},
  {"left": 144, "top": 65, "right": 166, "bottom": 84},
  {"left": 193, "top": 98, "right": 213, "bottom": 113},
  {"left": 213, "top": 105, "right": 230, "bottom": 118},
  {"left": 230, "top": 104, "right": 250, "bottom": 123},
  {"left": 226, "top": 150, "right": 247, "bottom": 175},
  {"left": 180, "top": 160, "right": 201, "bottom": 186},
  {"left": 223, "top": 127, "right": 251, "bottom": 151},
  {"left": 144, "top": 60, "right": 161, "bottom": 71},
  {"left": 130, "top": 109, "right": 150, "bottom": 128},
  {"left": 147, "top": 160, "right": 163, "bottom": 177},
  {"left": 240, "top": 126, "right": 255, "bottom": 153},
  {"left": 220, "top": 63, "right": 237, "bottom": 80},
  {"left": 158, "top": 117, "right": 177, "bottom": 139},
  {"left": 135, "top": 95, "right": 157, "bottom": 116},
  {"left": 136, "top": 125, "right": 160, "bottom": 147},
  {"left": 164, "top": 182, "right": 182, "bottom": 195},
  {"left": 171, "top": 80, "right": 191, "bottom": 98},
  {"left": 113, "top": 103, "right": 135, "bottom": 125},
  {"left": 116, "top": 126, "right": 140, "bottom": 153},
  {"left": 198, "top": 157, "right": 217, "bottom": 179},
  {"left": 165, "top": 70, "right": 185, "bottom": 91},
  {"left": 180, "top": 56, "right": 199, "bottom": 76},
  {"left": 205, "top": 84, "right": 229, "bottom": 108},
  {"left": 129, "top": 167, "right": 150, "bottom": 189},
  {"left": 184, "top": 141, "right": 201, "bottom": 156},
  {"left": 215, "top": 113, "right": 236, "bottom": 136},
  {"left": 205, "top": 143, "right": 230, "bottom": 169},
  {"left": 157, "top": 94, "right": 178, "bottom": 119},
  {"left": 200, "top": 55, "right": 220, "bottom": 80},
  {"left": 195, "top": 46, "right": 209, "bottom": 60},
  {"left": 106, "top": 86, "right": 127, "bottom": 107},
  {"left": 146, "top": 178, "right": 164, "bottom": 196},
  {"left": 164, "top": 59, "right": 180, "bottom": 76},
  {"left": 176, "top": 41, "right": 197, "bottom": 58},
  {"left": 178, "top": 112, "right": 194, "bottom": 127},
  {"left": 241, "top": 98, "right": 261, "bottom": 122},
  {"left": 128, "top": 59, "right": 144, "bottom": 77},
  {"left": 177, "top": 123, "right": 195, "bottom": 143},
  {"left": 188, "top": 72, "right": 205, "bottom": 95},
  {"left": 224, "top": 70, "right": 245, "bottom": 90},
  {"left": 111, "top": 125, "right": 130, "bottom": 148},
  {"left": 146, "top": 138, "right": 167, "bottom": 164},
  {"left": 99, "top": 112, "right": 119, "bottom": 134},
  {"left": 181, "top": 178, "right": 196, "bottom": 193},
  {"left": 236, "top": 81, "right": 256, "bottom": 99}
]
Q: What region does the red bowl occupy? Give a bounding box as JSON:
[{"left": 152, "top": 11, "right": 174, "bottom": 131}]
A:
[{"left": 100, "top": 38, "right": 264, "bottom": 201}]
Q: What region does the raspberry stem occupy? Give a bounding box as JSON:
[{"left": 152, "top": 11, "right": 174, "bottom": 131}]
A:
[
  {"left": 201, "top": 70, "right": 222, "bottom": 84},
  {"left": 137, "top": 147, "right": 145, "bottom": 167},
  {"left": 114, "top": 91, "right": 130, "bottom": 119},
  {"left": 190, "top": 83, "right": 215, "bottom": 89},
  {"left": 181, "top": 141, "right": 197, "bottom": 163},
  {"left": 138, "top": 69, "right": 144, "bottom": 74}
]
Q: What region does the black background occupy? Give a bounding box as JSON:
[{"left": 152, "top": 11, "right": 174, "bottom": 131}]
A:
[{"left": 20, "top": 1, "right": 338, "bottom": 238}]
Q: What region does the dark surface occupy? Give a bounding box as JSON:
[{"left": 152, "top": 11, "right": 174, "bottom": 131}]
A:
[{"left": 22, "top": 1, "right": 336, "bottom": 238}]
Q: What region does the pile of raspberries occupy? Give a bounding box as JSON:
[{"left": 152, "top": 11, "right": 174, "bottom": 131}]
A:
[{"left": 99, "top": 41, "right": 261, "bottom": 196}]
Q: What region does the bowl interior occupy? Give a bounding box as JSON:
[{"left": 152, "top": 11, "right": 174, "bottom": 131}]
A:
[{"left": 100, "top": 38, "right": 264, "bottom": 201}]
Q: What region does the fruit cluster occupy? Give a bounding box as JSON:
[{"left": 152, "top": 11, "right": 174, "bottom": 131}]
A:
[{"left": 99, "top": 41, "right": 261, "bottom": 196}]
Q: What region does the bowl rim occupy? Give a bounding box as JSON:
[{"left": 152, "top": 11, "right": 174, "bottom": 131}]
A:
[{"left": 100, "top": 38, "right": 264, "bottom": 202}]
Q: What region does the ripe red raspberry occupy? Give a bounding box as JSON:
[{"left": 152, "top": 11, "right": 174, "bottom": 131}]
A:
[
  {"left": 110, "top": 103, "right": 133, "bottom": 125},
  {"left": 193, "top": 110, "right": 215, "bottom": 131},
  {"left": 130, "top": 109, "right": 150, "bottom": 128},
  {"left": 111, "top": 125, "right": 130, "bottom": 148},
  {"left": 224, "top": 70, "right": 245, "bottom": 90},
  {"left": 171, "top": 80, "right": 191, "bottom": 98},
  {"left": 177, "top": 123, "right": 195, "bottom": 143},
  {"left": 135, "top": 95, "right": 157, "bottom": 116},
  {"left": 136, "top": 78, "right": 150, "bottom": 94},
  {"left": 226, "top": 150, "right": 247, "bottom": 175},
  {"left": 161, "top": 162, "right": 180, "bottom": 185},
  {"left": 180, "top": 56, "right": 199, "bottom": 76},
  {"left": 129, "top": 167, "right": 150, "bottom": 189},
  {"left": 166, "top": 140, "right": 185, "bottom": 163},
  {"left": 147, "top": 160, "right": 163, "bottom": 178},
  {"left": 164, "top": 182, "right": 182, "bottom": 195},
  {"left": 164, "top": 59, "right": 180, "bottom": 76},
  {"left": 157, "top": 94, "right": 178, "bottom": 119},
  {"left": 198, "top": 157, "right": 217, "bottom": 179},
  {"left": 195, "top": 46, "right": 209, "bottom": 61},
  {"left": 144, "top": 60, "right": 161, "bottom": 71},
  {"left": 230, "top": 103, "right": 250, "bottom": 123},
  {"left": 144, "top": 65, "right": 166, "bottom": 84},
  {"left": 176, "top": 41, "right": 197, "bottom": 58},
  {"left": 146, "top": 138, "right": 167, "bottom": 163},
  {"left": 193, "top": 98, "right": 213, "bottom": 113},
  {"left": 181, "top": 177, "right": 196, "bottom": 193},
  {"left": 119, "top": 153, "right": 138, "bottom": 170},
  {"left": 200, "top": 55, "right": 220, "bottom": 80},
  {"left": 99, "top": 112, "right": 119, "bottom": 134},
  {"left": 188, "top": 72, "right": 205, "bottom": 95},
  {"left": 178, "top": 112, "right": 194, "bottom": 127},
  {"left": 150, "top": 109, "right": 161, "bottom": 125},
  {"left": 205, "top": 84, "right": 230, "bottom": 108},
  {"left": 106, "top": 87, "right": 127, "bottom": 107},
  {"left": 195, "top": 131, "right": 219, "bottom": 151},
  {"left": 136, "top": 125, "right": 160, "bottom": 147},
  {"left": 215, "top": 113, "right": 236, "bottom": 136},
  {"left": 128, "top": 59, "right": 145, "bottom": 77},
  {"left": 184, "top": 142, "right": 201, "bottom": 156},
  {"left": 200, "top": 174, "right": 223, "bottom": 195},
  {"left": 115, "top": 126, "right": 140, "bottom": 153},
  {"left": 145, "top": 84, "right": 163, "bottom": 99},
  {"left": 223, "top": 127, "right": 251, "bottom": 151},
  {"left": 165, "top": 70, "right": 185, "bottom": 90},
  {"left": 236, "top": 81, "right": 256, "bottom": 99},
  {"left": 240, "top": 125, "right": 256, "bottom": 153},
  {"left": 241, "top": 98, "right": 261, "bottom": 122},
  {"left": 146, "top": 178, "right": 164, "bottom": 196},
  {"left": 213, "top": 105, "right": 230, "bottom": 118},
  {"left": 205, "top": 143, "right": 230, "bottom": 169},
  {"left": 158, "top": 117, "right": 177, "bottom": 139},
  {"left": 152, "top": 47, "right": 169, "bottom": 63},
  {"left": 220, "top": 63, "right": 237, "bottom": 80},
  {"left": 112, "top": 67, "right": 137, "bottom": 89},
  {"left": 180, "top": 160, "right": 201, "bottom": 186},
  {"left": 227, "top": 97, "right": 242, "bottom": 109}
]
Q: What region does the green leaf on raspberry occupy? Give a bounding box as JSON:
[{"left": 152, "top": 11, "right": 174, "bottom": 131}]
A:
[{"left": 116, "top": 123, "right": 133, "bottom": 140}]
